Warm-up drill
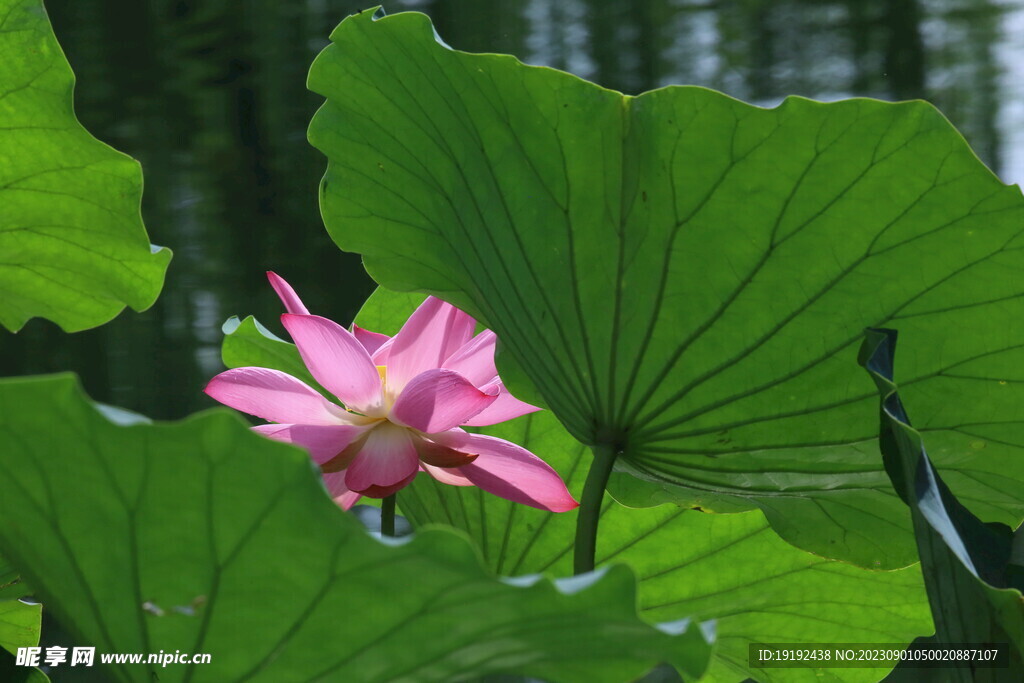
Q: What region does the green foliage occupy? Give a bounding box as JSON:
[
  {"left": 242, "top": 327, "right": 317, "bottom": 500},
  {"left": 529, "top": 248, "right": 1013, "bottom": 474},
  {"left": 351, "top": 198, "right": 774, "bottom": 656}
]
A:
[
  {"left": 0, "top": 374, "right": 713, "bottom": 682},
  {"left": 0, "top": 556, "right": 45, "bottom": 682},
  {"left": 0, "top": 600, "right": 38, "bottom": 658},
  {"left": 404, "top": 412, "right": 935, "bottom": 683},
  {"left": 4, "top": 4, "right": 1020, "bottom": 681},
  {"left": 353, "top": 287, "right": 933, "bottom": 683},
  {"left": 861, "top": 328, "right": 1024, "bottom": 681},
  {"left": 221, "top": 316, "right": 315, "bottom": 388},
  {"left": 0, "top": 556, "right": 38, "bottom": 656},
  {"left": 308, "top": 9, "right": 1024, "bottom": 569},
  {"left": 0, "top": 0, "right": 170, "bottom": 332}
]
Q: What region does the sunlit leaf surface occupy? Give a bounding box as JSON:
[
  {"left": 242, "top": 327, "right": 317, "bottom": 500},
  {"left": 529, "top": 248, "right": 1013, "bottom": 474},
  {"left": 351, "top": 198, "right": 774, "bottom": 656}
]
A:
[
  {"left": 221, "top": 316, "right": 314, "bottom": 389},
  {"left": 0, "top": 556, "right": 38, "bottom": 656},
  {"left": 350, "top": 289, "right": 932, "bottom": 683},
  {"left": 221, "top": 294, "right": 932, "bottom": 682},
  {"left": 0, "top": 374, "right": 712, "bottom": 683},
  {"left": 308, "top": 10, "right": 1024, "bottom": 568},
  {"left": 0, "top": 0, "right": 170, "bottom": 332},
  {"left": 0, "top": 555, "right": 44, "bottom": 682}
]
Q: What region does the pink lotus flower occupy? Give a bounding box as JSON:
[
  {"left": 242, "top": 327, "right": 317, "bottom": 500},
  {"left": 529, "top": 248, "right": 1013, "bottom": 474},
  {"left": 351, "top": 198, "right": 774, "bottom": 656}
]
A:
[{"left": 205, "top": 272, "right": 578, "bottom": 513}]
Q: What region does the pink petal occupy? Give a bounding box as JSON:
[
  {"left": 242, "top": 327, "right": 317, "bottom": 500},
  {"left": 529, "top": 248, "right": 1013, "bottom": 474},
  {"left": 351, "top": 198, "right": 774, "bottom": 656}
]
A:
[
  {"left": 432, "top": 431, "right": 578, "bottom": 512},
  {"left": 322, "top": 471, "right": 362, "bottom": 510},
  {"left": 389, "top": 369, "right": 498, "bottom": 433},
  {"left": 267, "top": 271, "right": 310, "bottom": 315},
  {"left": 385, "top": 297, "right": 476, "bottom": 392},
  {"left": 463, "top": 379, "right": 541, "bottom": 427},
  {"left": 281, "top": 314, "right": 384, "bottom": 416},
  {"left": 421, "top": 462, "right": 475, "bottom": 486},
  {"left": 251, "top": 423, "right": 370, "bottom": 465},
  {"left": 353, "top": 325, "right": 391, "bottom": 356},
  {"left": 413, "top": 436, "right": 478, "bottom": 468},
  {"left": 442, "top": 329, "right": 498, "bottom": 386},
  {"left": 205, "top": 367, "right": 346, "bottom": 425},
  {"left": 318, "top": 434, "right": 369, "bottom": 473},
  {"left": 344, "top": 423, "right": 420, "bottom": 493},
  {"left": 371, "top": 338, "right": 393, "bottom": 365},
  {"left": 355, "top": 470, "right": 419, "bottom": 499}
]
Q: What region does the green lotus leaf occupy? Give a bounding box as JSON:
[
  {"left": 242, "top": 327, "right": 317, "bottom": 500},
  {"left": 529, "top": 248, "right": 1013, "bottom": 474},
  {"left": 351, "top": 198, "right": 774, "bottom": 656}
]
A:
[
  {"left": 0, "top": 0, "right": 170, "bottom": 332},
  {"left": 220, "top": 315, "right": 315, "bottom": 389},
  {"left": 0, "top": 557, "right": 31, "bottom": 604},
  {"left": 341, "top": 287, "right": 928, "bottom": 682},
  {"left": 860, "top": 328, "right": 1024, "bottom": 680},
  {"left": 217, "top": 290, "right": 933, "bottom": 682},
  {"left": 402, "top": 412, "right": 936, "bottom": 683},
  {"left": 0, "top": 600, "right": 39, "bottom": 657},
  {"left": 307, "top": 9, "right": 1024, "bottom": 569},
  {"left": 0, "top": 373, "right": 713, "bottom": 682},
  {"left": 0, "top": 556, "right": 44, "bottom": 682},
  {"left": 0, "top": 557, "right": 38, "bottom": 656}
]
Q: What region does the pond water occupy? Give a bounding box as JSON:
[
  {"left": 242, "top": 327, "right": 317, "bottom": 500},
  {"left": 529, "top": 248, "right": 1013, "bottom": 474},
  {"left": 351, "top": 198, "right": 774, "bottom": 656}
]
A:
[{"left": 4, "top": 0, "right": 1022, "bottom": 419}]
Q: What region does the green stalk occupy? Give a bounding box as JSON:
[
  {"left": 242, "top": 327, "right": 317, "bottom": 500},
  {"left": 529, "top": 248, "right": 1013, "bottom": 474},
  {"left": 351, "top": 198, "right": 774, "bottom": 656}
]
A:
[
  {"left": 573, "top": 442, "right": 618, "bottom": 575},
  {"left": 381, "top": 493, "right": 396, "bottom": 537}
]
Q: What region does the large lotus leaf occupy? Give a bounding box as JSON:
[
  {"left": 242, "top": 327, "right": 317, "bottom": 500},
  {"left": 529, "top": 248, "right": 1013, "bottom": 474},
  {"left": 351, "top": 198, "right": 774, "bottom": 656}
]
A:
[
  {"left": 860, "top": 328, "right": 1024, "bottom": 681},
  {"left": 0, "top": 601, "right": 38, "bottom": 661},
  {"left": 217, "top": 292, "right": 932, "bottom": 683},
  {"left": 0, "top": 558, "right": 30, "bottom": 603},
  {"left": 0, "top": 374, "right": 714, "bottom": 683},
  {"left": 402, "top": 412, "right": 935, "bottom": 683},
  {"left": 0, "top": 556, "right": 45, "bottom": 682},
  {"left": 307, "top": 9, "right": 1024, "bottom": 569},
  {"left": 0, "top": 557, "right": 38, "bottom": 657},
  {"left": 0, "top": 0, "right": 170, "bottom": 332},
  {"left": 345, "top": 289, "right": 931, "bottom": 683},
  {"left": 221, "top": 316, "right": 316, "bottom": 389}
]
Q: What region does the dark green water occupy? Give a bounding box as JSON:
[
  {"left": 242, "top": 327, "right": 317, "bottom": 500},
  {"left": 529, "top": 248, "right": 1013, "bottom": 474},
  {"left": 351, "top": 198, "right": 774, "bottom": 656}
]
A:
[{"left": 2, "top": 0, "right": 1018, "bottom": 419}]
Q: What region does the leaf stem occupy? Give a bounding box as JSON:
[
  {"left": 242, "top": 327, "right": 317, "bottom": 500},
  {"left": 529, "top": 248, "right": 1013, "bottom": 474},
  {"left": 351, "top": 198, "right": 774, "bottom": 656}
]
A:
[
  {"left": 573, "top": 442, "right": 618, "bottom": 575},
  {"left": 381, "top": 494, "right": 396, "bottom": 537}
]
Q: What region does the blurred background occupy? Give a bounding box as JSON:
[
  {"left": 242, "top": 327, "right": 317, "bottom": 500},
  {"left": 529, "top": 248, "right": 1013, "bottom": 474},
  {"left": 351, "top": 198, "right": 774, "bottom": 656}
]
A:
[{"left": 1, "top": 0, "right": 1021, "bottom": 419}]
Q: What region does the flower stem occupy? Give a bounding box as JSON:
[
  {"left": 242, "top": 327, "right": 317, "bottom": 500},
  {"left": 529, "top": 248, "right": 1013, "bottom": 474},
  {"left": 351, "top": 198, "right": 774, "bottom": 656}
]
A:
[
  {"left": 573, "top": 442, "right": 618, "bottom": 575},
  {"left": 381, "top": 494, "right": 396, "bottom": 537}
]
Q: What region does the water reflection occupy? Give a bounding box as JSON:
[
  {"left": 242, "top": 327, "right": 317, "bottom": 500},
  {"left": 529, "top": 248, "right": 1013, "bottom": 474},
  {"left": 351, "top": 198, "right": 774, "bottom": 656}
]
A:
[{"left": 2, "top": 0, "right": 1019, "bottom": 419}]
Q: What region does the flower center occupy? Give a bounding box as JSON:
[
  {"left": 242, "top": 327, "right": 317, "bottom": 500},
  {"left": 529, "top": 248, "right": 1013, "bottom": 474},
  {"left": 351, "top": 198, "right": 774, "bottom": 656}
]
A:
[{"left": 377, "top": 364, "right": 397, "bottom": 414}]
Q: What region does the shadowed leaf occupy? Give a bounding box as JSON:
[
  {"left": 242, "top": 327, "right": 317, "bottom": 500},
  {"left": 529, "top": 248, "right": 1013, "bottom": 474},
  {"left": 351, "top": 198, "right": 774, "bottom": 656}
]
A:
[{"left": 860, "top": 328, "right": 1024, "bottom": 681}]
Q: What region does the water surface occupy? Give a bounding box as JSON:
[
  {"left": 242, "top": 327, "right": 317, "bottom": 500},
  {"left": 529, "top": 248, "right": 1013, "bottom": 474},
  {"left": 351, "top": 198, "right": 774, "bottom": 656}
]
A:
[{"left": 3, "top": 0, "right": 1020, "bottom": 419}]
